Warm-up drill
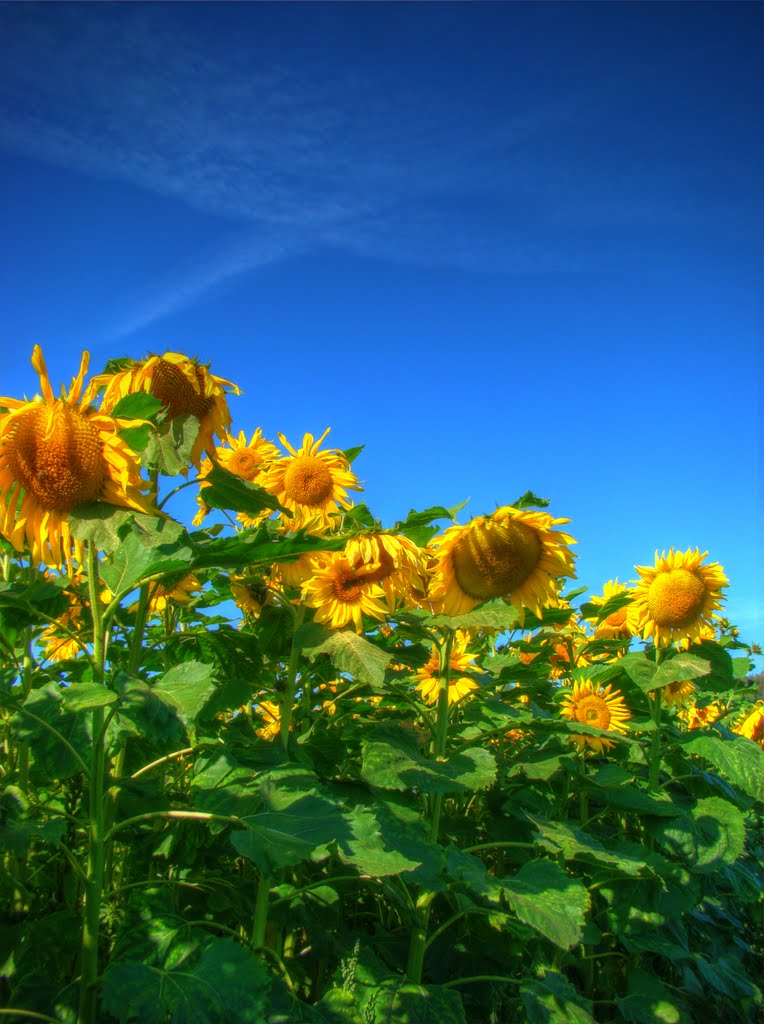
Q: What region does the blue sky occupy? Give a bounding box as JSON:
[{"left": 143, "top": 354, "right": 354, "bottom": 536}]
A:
[{"left": 0, "top": 2, "right": 761, "bottom": 643}]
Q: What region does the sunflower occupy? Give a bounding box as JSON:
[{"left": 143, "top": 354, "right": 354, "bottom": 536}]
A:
[
  {"left": 548, "top": 624, "right": 595, "bottom": 680},
  {"left": 39, "top": 604, "right": 85, "bottom": 662},
  {"left": 146, "top": 573, "right": 201, "bottom": 615},
  {"left": 89, "top": 351, "right": 240, "bottom": 470},
  {"left": 427, "top": 506, "right": 576, "bottom": 618},
  {"left": 230, "top": 573, "right": 268, "bottom": 618},
  {"left": 0, "top": 347, "right": 154, "bottom": 572},
  {"left": 255, "top": 700, "right": 283, "bottom": 741},
  {"left": 193, "top": 428, "right": 280, "bottom": 526},
  {"left": 661, "top": 680, "right": 697, "bottom": 708},
  {"left": 733, "top": 702, "right": 764, "bottom": 746},
  {"left": 631, "top": 548, "right": 728, "bottom": 647},
  {"left": 680, "top": 700, "right": 723, "bottom": 730},
  {"left": 560, "top": 678, "right": 631, "bottom": 754},
  {"left": 584, "top": 579, "right": 634, "bottom": 641},
  {"left": 415, "top": 631, "right": 479, "bottom": 706},
  {"left": 344, "top": 532, "right": 431, "bottom": 610},
  {"left": 260, "top": 429, "right": 362, "bottom": 533},
  {"left": 301, "top": 552, "right": 389, "bottom": 632}
]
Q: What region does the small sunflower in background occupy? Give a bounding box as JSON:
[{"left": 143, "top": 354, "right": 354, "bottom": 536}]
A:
[
  {"left": 193, "top": 428, "right": 280, "bottom": 526},
  {"left": 301, "top": 552, "right": 388, "bottom": 631},
  {"left": 415, "top": 630, "right": 479, "bottom": 706},
  {"left": 144, "top": 573, "right": 202, "bottom": 616},
  {"left": 427, "top": 505, "right": 576, "bottom": 618},
  {"left": 631, "top": 548, "right": 728, "bottom": 647},
  {"left": 0, "top": 346, "right": 154, "bottom": 572},
  {"left": 89, "top": 351, "right": 240, "bottom": 470},
  {"left": 560, "top": 677, "right": 631, "bottom": 754},
  {"left": 261, "top": 428, "right": 362, "bottom": 533},
  {"left": 584, "top": 579, "right": 634, "bottom": 641},
  {"left": 661, "top": 679, "right": 698, "bottom": 708},
  {"left": 733, "top": 702, "right": 764, "bottom": 746},
  {"left": 255, "top": 699, "right": 283, "bottom": 741},
  {"left": 680, "top": 700, "right": 724, "bottom": 730}
]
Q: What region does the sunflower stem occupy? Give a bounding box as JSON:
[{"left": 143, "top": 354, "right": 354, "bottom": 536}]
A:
[
  {"left": 648, "top": 646, "right": 663, "bottom": 793},
  {"left": 78, "top": 544, "right": 108, "bottom": 1024},
  {"left": 279, "top": 604, "right": 305, "bottom": 753},
  {"left": 252, "top": 871, "right": 272, "bottom": 950}
]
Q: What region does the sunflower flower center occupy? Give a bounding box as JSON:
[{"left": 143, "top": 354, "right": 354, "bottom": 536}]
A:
[
  {"left": 605, "top": 608, "right": 627, "bottom": 628},
  {"left": 575, "top": 695, "right": 611, "bottom": 729},
  {"left": 332, "top": 568, "right": 364, "bottom": 604},
  {"left": 283, "top": 456, "right": 335, "bottom": 506},
  {"left": 151, "top": 359, "right": 214, "bottom": 420},
  {"left": 647, "top": 568, "right": 706, "bottom": 628},
  {"left": 6, "top": 404, "right": 106, "bottom": 512},
  {"left": 227, "top": 449, "right": 262, "bottom": 480},
  {"left": 452, "top": 518, "right": 542, "bottom": 600}
]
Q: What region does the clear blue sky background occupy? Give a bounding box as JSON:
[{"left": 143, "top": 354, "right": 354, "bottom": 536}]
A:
[{"left": 0, "top": 2, "right": 761, "bottom": 643}]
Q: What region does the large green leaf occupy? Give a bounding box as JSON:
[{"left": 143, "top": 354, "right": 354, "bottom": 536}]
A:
[
  {"left": 678, "top": 730, "right": 764, "bottom": 801},
  {"left": 529, "top": 816, "right": 648, "bottom": 876},
  {"left": 11, "top": 683, "right": 92, "bottom": 781},
  {"left": 231, "top": 794, "right": 340, "bottom": 872},
  {"left": 142, "top": 414, "right": 200, "bottom": 476},
  {"left": 618, "top": 652, "right": 658, "bottom": 692},
  {"left": 521, "top": 970, "right": 595, "bottom": 1023},
  {"left": 61, "top": 681, "right": 119, "bottom": 712},
  {"left": 427, "top": 598, "right": 523, "bottom": 632},
  {"left": 654, "top": 796, "right": 745, "bottom": 872},
  {"left": 336, "top": 805, "right": 428, "bottom": 878},
  {"left": 652, "top": 654, "right": 712, "bottom": 691},
  {"left": 0, "top": 577, "right": 69, "bottom": 629},
  {"left": 99, "top": 518, "right": 194, "bottom": 597},
  {"left": 501, "top": 860, "right": 590, "bottom": 951},
  {"left": 299, "top": 623, "right": 393, "bottom": 688},
  {"left": 154, "top": 661, "right": 218, "bottom": 728},
  {"left": 361, "top": 728, "right": 496, "bottom": 794},
  {"left": 616, "top": 967, "right": 685, "bottom": 1023},
  {"left": 394, "top": 501, "right": 468, "bottom": 546},
  {"left": 0, "top": 785, "right": 66, "bottom": 854},
  {"left": 202, "top": 464, "right": 287, "bottom": 518}
]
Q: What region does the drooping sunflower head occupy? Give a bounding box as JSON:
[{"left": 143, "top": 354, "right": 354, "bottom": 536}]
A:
[
  {"left": 193, "top": 428, "right": 280, "bottom": 526},
  {"left": 89, "top": 352, "right": 240, "bottom": 470},
  {"left": 415, "top": 630, "right": 479, "bottom": 706},
  {"left": 733, "top": 702, "right": 764, "bottom": 746},
  {"left": 427, "top": 506, "right": 577, "bottom": 618},
  {"left": 679, "top": 700, "right": 723, "bottom": 731},
  {"left": 560, "top": 677, "right": 631, "bottom": 754},
  {"left": 0, "top": 346, "right": 154, "bottom": 572},
  {"left": 661, "top": 679, "right": 698, "bottom": 708},
  {"left": 631, "top": 548, "right": 728, "bottom": 647},
  {"left": 300, "top": 552, "right": 389, "bottom": 632},
  {"left": 146, "top": 573, "right": 202, "bottom": 616},
  {"left": 344, "top": 532, "right": 431, "bottom": 610},
  {"left": 584, "top": 579, "right": 634, "bottom": 641},
  {"left": 260, "top": 429, "right": 362, "bottom": 533}
]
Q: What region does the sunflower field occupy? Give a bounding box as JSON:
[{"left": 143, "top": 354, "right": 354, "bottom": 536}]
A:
[{"left": 1, "top": 347, "right": 762, "bottom": 1024}]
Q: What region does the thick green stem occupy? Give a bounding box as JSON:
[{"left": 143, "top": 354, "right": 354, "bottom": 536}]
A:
[
  {"left": 77, "top": 545, "right": 108, "bottom": 1024},
  {"left": 252, "top": 872, "right": 272, "bottom": 949},
  {"left": 407, "top": 629, "right": 454, "bottom": 983},
  {"left": 648, "top": 647, "right": 664, "bottom": 793},
  {"left": 279, "top": 605, "right": 305, "bottom": 752}
]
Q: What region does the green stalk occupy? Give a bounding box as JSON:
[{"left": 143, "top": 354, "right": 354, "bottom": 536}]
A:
[
  {"left": 252, "top": 871, "right": 272, "bottom": 949},
  {"left": 648, "top": 646, "right": 663, "bottom": 793},
  {"left": 406, "top": 629, "right": 454, "bottom": 984},
  {"left": 77, "top": 544, "right": 108, "bottom": 1024},
  {"left": 279, "top": 605, "right": 305, "bottom": 752}
]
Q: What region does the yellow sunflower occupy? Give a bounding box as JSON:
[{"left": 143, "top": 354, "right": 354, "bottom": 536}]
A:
[
  {"left": 733, "top": 702, "right": 764, "bottom": 747},
  {"left": 230, "top": 573, "right": 268, "bottom": 618},
  {"left": 415, "top": 631, "right": 479, "bottom": 706},
  {"left": 89, "top": 351, "right": 240, "bottom": 470},
  {"left": 39, "top": 604, "right": 85, "bottom": 662},
  {"left": 631, "top": 548, "right": 728, "bottom": 647},
  {"left": 344, "top": 532, "right": 431, "bottom": 610},
  {"left": 193, "top": 428, "right": 280, "bottom": 526},
  {"left": 584, "top": 579, "right": 634, "bottom": 641},
  {"left": 427, "top": 506, "right": 576, "bottom": 618},
  {"left": 301, "top": 552, "right": 388, "bottom": 632},
  {"left": 680, "top": 700, "right": 723, "bottom": 730},
  {"left": 146, "top": 573, "right": 201, "bottom": 615},
  {"left": 260, "top": 429, "right": 362, "bottom": 533},
  {"left": 560, "top": 678, "right": 631, "bottom": 754},
  {"left": 661, "top": 679, "right": 697, "bottom": 708},
  {"left": 255, "top": 699, "right": 283, "bottom": 741},
  {"left": 0, "top": 347, "right": 154, "bottom": 572}
]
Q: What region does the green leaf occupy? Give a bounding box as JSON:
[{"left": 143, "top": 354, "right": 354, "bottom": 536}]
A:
[
  {"left": 171, "top": 939, "right": 270, "bottom": 1024},
  {"left": 511, "top": 491, "right": 551, "bottom": 510},
  {"left": 529, "top": 816, "right": 648, "bottom": 876},
  {"left": 110, "top": 392, "right": 165, "bottom": 420},
  {"left": 579, "top": 591, "right": 633, "bottom": 624},
  {"left": 654, "top": 796, "right": 745, "bottom": 872},
  {"left": 99, "top": 518, "right": 194, "bottom": 597},
  {"left": 299, "top": 624, "right": 393, "bottom": 688},
  {"left": 337, "top": 805, "right": 428, "bottom": 879},
  {"left": 678, "top": 730, "right": 764, "bottom": 801},
  {"left": 113, "top": 675, "right": 185, "bottom": 744},
  {"left": 427, "top": 598, "right": 523, "bottom": 632},
  {"left": 11, "top": 683, "right": 92, "bottom": 781},
  {"left": 61, "top": 681, "right": 119, "bottom": 712},
  {"left": 616, "top": 967, "right": 685, "bottom": 1023},
  {"left": 202, "top": 464, "right": 287, "bottom": 518},
  {"left": 231, "top": 794, "right": 339, "bottom": 872},
  {"left": 369, "top": 981, "right": 468, "bottom": 1023},
  {"left": 652, "top": 654, "right": 711, "bottom": 690},
  {"left": 521, "top": 970, "right": 595, "bottom": 1023},
  {"left": 342, "top": 445, "right": 365, "bottom": 465},
  {"left": 154, "top": 661, "right": 217, "bottom": 728},
  {"left": 0, "top": 578, "right": 69, "bottom": 629},
  {"left": 142, "top": 414, "right": 200, "bottom": 476},
  {"left": 692, "top": 953, "right": 762, "bottom": 1001},
  {"left": 0, "top": 785, "right": 66, "bottom": 854},
  {"left": 361, "top": 728, "right": 496, "bottom": 794},
  {"left": 618, "top": 652, "right": 658, "bottom": 692},
  {"left": 394, "top": 501, "right": 469, "bottom": 546},
  {"left": 501, "top": 860, "right": 590, "bottom": 951}
]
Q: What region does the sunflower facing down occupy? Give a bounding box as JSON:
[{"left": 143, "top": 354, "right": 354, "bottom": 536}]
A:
[
  {"left": 427, "top": 506, "right": 577, "bottom": 618},
  {"left": 560, "top": 678, "right": 631, "bottom": 754},
  {"left": 733, "top": 702, "right": 764, "bottom": 747},
  {"left": 344, "top": 532, "right": 431, "bottom": 610},
  {"left": 631, "top": 548, "right": 728, "bottom": 647},
  {"left": 415, "top": 631, "right": 480, "bottom": 706},
  {"left": 0, "top": 347, "right": 154, "bottom": 572},
  {"left": 89, "top": 352, "right": 240, "bottom": 470},
  {"left": 193, "top": 428, "right": 280, "bottom": 526},
  {"left": 260, "top": 429, "right": 362, "bottom": 533},
  {"left": 301, "top": 552, "right": 389, "bottom": 632}
]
